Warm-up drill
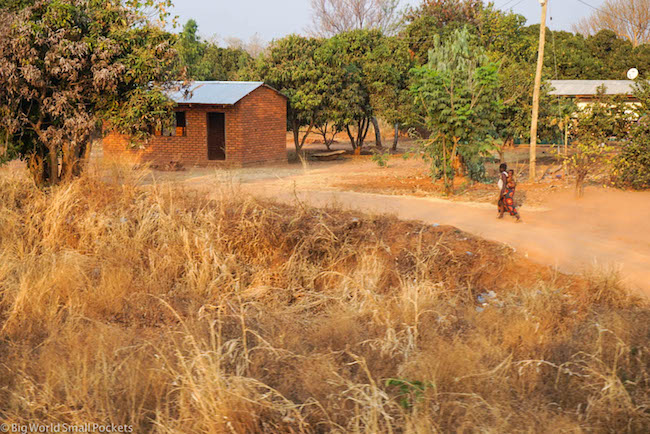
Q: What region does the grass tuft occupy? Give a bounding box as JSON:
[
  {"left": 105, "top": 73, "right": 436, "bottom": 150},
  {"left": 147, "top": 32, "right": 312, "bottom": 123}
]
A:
[{"left": 0, "top": 167, "right": 648, "bottom": 432}]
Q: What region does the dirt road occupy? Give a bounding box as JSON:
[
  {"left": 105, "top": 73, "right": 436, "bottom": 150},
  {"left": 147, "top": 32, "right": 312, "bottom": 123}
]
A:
[
  {"left": 245, "top": 184, "right": 650, "bottom": 296},
  {"left": 172, "top": 156, "right": 649, "bottom": 295}
]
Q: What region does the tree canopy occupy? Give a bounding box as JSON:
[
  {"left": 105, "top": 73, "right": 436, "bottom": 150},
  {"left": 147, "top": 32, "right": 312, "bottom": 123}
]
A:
[
  {"left": 3, "top": 0, "right": 650, "bottom": 186},
  {"left": 410, "top": 26, "right": 501, "bottom": 189},
  {"left": 250, "top": 35, "right": 327, "bottom": 153},
  {"left": 0, "top": 0, "right": 179, "bottom": 185},
  {"left": 177, "top": 19, "right": 251, "bottom": 81},
  {"left": 573, "top": 0, "right": 650, "bottom": 46}
]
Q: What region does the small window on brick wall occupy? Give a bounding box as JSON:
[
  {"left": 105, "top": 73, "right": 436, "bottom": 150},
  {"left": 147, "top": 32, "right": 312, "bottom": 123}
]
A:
[
  {"left": 156, "top": 112, "right": 187, "bottom": 137},
  {"left": 175, "top": 112, "right": 187, "bottom": 136}
]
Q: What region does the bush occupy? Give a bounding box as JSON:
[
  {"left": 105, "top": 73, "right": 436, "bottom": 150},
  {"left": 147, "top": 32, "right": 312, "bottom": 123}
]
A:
[
  {"left": 611, "top": 116, "right": 650, "bottom": 190},
  {"left": 371, "top": 149, "right": 390, "bottom": 168},
  {"left": 565, "top": 87, "right": 629, "bottom": 197}
]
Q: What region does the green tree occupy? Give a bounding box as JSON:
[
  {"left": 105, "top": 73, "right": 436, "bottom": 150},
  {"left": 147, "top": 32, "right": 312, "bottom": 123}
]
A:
[
  {"left": 0, "top": 0, "right": 178, "bottom": 185},
  {"left": 177, "top": 19, "right": 251, "bottom": 81},
  {"left": 252, "top": 35, "right": 327, "bottom": 154},
  {"left": 543, "top": 30, "right": 603, "bottom": 79},
  {"left": 367, "top": 35, "right": 415, "bottom": 150},
  {"left": 566, "top": 86, "right": 630, "bottom": 196},
  {"left": 410, "top": 27, "right": 501, "bottom": 193},
  {"left": 492, "top": 59, "right": 533, "bottom": 161},
  {"left": 200, "top": 45, "right": 251, "bottom": 81},
  {"left": 402, "top": 0, "right": 485, "bottom": 63},
  {"left": 318, "top": 29, "right": 382, "bottom": 151},
  {"left": 586, "top": 30, "right": 634, "bottom": 78},
  {"left": 477, "top": 5, "right": 530, "bottom": 61},
  {"left": 177, "top": 19, "right": 206, "bottom": 78},
  {"left": 612, "top": 79, "right": 650, "bottom": 189}
]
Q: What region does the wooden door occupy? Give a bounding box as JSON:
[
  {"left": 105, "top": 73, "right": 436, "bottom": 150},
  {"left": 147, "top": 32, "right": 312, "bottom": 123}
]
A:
[{"left": 207, "top": 112, "right": 225, "bottom": 160}]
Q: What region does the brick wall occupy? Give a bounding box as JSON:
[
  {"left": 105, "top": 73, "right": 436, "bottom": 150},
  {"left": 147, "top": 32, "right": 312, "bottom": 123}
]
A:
[
  {"left": 239, "top": 86, "right": 288, "bottom": 165},
  {"left": 102, "top": 85, "right": 287, "bottom": 167}
]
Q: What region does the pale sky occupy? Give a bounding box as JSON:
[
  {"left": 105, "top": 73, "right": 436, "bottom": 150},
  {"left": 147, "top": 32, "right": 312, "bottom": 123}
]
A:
[{"left": 168, "top": 0, "right": 606, "bottom": 44}]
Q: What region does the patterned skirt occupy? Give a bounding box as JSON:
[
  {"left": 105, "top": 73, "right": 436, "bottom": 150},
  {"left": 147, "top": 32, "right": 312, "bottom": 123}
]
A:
[{"left": 498, "top": 187, "right": 519, "bottom": 217}]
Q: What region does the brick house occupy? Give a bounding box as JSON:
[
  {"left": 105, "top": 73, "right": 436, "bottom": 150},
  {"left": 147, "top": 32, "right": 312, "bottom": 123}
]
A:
[{"left": 103, "top": 81, "right": 288, "bottom": 166}]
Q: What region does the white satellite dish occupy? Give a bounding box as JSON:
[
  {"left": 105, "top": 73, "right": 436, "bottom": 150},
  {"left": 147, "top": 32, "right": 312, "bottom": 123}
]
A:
[{"left": 627, "top": 68, "right": 639, "bottom": 80}]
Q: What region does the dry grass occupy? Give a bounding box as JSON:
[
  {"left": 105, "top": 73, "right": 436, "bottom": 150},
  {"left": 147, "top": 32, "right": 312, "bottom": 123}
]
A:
[{"left": 0, "top": 164, "right": 649, "bottom": 433}]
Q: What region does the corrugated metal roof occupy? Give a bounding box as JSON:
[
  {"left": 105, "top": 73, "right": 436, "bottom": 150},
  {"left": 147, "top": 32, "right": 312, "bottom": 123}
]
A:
[
  {"left": 549, "top": 80, "right": 635, "bottom": 96},
  {"left": 166, "top": 81, "right": 269, "bottom": 105}
]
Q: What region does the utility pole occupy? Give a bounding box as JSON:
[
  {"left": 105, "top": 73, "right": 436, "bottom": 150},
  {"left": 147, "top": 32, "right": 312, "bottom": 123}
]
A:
[{"left": 529, "top": 0, "right": 548, "bottom": 182}]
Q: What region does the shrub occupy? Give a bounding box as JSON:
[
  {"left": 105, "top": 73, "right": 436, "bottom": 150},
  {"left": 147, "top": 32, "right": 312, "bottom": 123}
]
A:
[
  {"left": 565, "top": 86, "right": 630, "bottom": 197},
  {"left": 371, "top": 149, "right": 390, "bottom": 168},
  {"left": 410, "top": 27, "right": 500, "bottom": 194},
  {"left": 612, "top": 116, "right": 650, "bottom": 190}
]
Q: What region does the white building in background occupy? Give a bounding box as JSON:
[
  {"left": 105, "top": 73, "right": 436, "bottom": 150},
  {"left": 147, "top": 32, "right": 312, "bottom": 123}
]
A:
[{"left": 548, "top": 80, "right": 638, "bottom": 109}]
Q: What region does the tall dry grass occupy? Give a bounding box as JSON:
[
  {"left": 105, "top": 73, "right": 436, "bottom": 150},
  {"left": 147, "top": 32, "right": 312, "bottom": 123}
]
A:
[{"left": 0, "top": 164, "right": 648, "bottom": 433}]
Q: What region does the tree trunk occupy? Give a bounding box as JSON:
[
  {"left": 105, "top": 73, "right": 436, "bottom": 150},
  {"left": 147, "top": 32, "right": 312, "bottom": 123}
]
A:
[
  {"left": 292, "top": 119, "right": 302, "bottom": 154},
  {"left": 300, "top": 122, "right": 314, "bottom": 150},
  {"left": 347, "top": 118, "right": 371, "bottom": 153},
  {"left": 28, "top": 153, "right": 46, "bottom": 187},
  {"left": 358, "top": 117, "right": 370, "bottom": 149},
  {"left": 499, "top": 136, "right": 512, "bottom": 163},
  {"left": 575, "top": 171, "right": 586, "bottom": 198},
  {"left": 61, "top": 142, "right": 76, "bottom": 180},
  {"left": 48, "top": 146, "right": 59, "bottom": 185},
  {"left": 442, "top": 137, "right": 450, "bottom": 195},
  {"left": 346, "top": 125, "right": 357, "bottom": 150},
  {"left": 392, "top": 123, "right": 399, "bottom": 151},
  {"left": 320, "top": 122, "right": 333, "bottom": 150},
  {"left": 449, "top": 137, "right": 459, "bottom": 194},
  {"left": 371, "top": 116, "right": 382, "bottom": 148},
  {"left": 80, "top": 139, "right": 93, "bottom": 175}
]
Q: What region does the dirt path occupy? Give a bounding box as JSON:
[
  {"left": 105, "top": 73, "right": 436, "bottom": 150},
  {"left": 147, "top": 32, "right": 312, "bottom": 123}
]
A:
[
  {"left": 171, "top": 156, "right": 649, "bottom": 295},
  {"left": 244, "top": 184, "right": 650, "bottom": 296}
]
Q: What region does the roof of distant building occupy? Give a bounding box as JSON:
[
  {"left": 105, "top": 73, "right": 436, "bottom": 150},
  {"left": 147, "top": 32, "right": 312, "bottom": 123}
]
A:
[
  {"left": 165, "top": 81, "right": 285, "bottom": 105},
  {"left": 548, "top": 80, "right": 636, "bottom": 96}
]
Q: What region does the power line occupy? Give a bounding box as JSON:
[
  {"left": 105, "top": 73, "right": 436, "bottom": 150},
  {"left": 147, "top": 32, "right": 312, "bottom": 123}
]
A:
[
  {"left": 505, "top": 0, "right": 527, "bottom": 10},
  {"left": 574, "top": 0, "right": 636, "bottom": 29},
  {"left": 499, "top": 0, "right": 521, "bottom": 9}
]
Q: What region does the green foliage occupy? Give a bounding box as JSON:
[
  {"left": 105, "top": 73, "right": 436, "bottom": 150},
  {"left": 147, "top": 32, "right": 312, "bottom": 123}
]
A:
[
  {"left": 565, "top": 87, "right": 631, "bottom": 196},
  {"left": 177, "top": 19, "right": 251, "bottom": 81},
  {"left": 318, "top": 30, "right": 382, "bottom": 150},
  {"left": 178, "top": 19, "right": 204, "bottom": 76},
  {"left": 410, "top": 27, "right": 501, "bottom": 191},
  {"left": 539, "top": 28, "right": 650, "bottom": 80},
  {"left": 366, "top": 35, "right": 416, "bottom": 134},
  {"left": 403, "top": 1, "right": 650, "bottom": 80},
  {"left": 385, "top": 378, "right": 433, "bottom": 409},
  {"left": 253, "top": 29, "right": 411, "bottom": 153},
  {"left": 0, "top": 0, "right": 179, "bottom": 184},
  {"left": 477, "top": 5, "right": 529, "bottom": 61},
  {"left": 252, "top": 35, "right": 323, "bottom": 152},
  {"left": 371, "top": 149, "right": 390, "bottom": 168},
  {"left": 631, "top": 78, "right": 650, "bottom": 113},
  {"left": 611, "top": 80, "right": 650, "bottom": 190},
  {"left": 402, "top": 0, "right": 487, "bottom": 63},
  {"left": 611, "top": 119, "right": 650, "bottom": 190}
]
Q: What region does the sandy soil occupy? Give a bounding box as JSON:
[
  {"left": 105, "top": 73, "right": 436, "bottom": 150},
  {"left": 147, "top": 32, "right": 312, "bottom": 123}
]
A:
[
  {"left": 259, "top": 187, "right": 650, "bottom": 296},
  {"left": 5, "top": 146, "right": 648, "bottom": 295},
  {"left": 170, "top": 155, "right": 649, "bottom": 296}
]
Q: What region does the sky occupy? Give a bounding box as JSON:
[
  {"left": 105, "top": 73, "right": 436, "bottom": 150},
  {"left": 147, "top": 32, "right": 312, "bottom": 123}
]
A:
[{"left": 168, "top": 0, "right": 607, "bottom": 44}]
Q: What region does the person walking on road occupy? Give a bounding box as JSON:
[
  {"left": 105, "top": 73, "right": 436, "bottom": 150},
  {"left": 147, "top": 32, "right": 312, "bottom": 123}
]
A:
[{"left": 497, "top": 163, "right": 521, "bottom": 222}]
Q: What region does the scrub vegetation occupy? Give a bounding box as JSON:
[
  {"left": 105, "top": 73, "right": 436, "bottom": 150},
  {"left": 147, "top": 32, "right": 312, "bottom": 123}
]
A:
[{"left": 0, "top": 167, "right": 648, "bottom": 432}]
